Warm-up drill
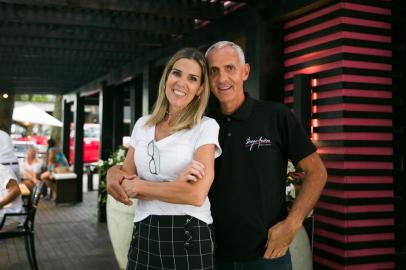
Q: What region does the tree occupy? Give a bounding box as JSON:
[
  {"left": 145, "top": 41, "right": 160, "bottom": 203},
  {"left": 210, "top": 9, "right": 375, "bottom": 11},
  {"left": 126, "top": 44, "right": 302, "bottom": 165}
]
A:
[{"left": 0, "top": 94, "right": 14, "bottom": 133}]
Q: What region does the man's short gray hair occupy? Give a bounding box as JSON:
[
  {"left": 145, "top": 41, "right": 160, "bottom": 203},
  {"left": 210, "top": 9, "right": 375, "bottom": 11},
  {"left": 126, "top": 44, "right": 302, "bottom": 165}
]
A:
[{"left": 205, "top": 41, "right": 245, "bottom": 65}]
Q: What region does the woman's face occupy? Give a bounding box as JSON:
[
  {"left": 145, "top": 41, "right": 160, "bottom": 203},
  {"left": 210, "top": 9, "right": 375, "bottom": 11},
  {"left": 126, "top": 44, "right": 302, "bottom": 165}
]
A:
[
  {"left": 27, "top": 148, "right": 36, "bottom": 159},
  {"left": 165, "top": 58, "right": 203, "bottom": 113}
]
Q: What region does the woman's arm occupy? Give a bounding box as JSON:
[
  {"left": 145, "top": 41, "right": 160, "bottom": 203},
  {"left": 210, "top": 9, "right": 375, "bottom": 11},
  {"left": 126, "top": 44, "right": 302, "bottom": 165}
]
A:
[
  {"left": 122, "top": 144, "right": 216, "bottom": 206},
  {"left": 106, "top": 147, "right": 138, "bottom": 206}
]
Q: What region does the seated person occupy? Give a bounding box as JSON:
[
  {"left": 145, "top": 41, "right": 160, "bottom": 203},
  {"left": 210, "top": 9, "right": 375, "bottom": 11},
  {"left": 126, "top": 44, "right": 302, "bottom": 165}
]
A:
[
  {"left": 40, "top": 139, "right": 70, "bottom": 200},
  {"left": 0, "top": 164, "right": 22, "bottom": 231},
  {"left": 20, "top": 147, "right": 43, "bottom": 192}
]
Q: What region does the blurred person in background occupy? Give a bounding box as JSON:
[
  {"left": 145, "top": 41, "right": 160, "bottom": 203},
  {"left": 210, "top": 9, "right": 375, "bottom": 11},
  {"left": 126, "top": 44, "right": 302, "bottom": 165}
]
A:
[
  {"left": 40, "top": 138, "right": 70, "bottom": 200},
  {"left": 20, "top": 147, "right": 43, "bottom": 192}
]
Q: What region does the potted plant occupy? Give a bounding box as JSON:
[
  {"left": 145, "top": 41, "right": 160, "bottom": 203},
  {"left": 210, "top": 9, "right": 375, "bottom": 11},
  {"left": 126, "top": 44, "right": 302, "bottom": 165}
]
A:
[
  {"left": 96, "top": 147, "right": 127, "bottom": 222},
  {"left": 96, "top": 146, "right": 137, "bottom": 269}
]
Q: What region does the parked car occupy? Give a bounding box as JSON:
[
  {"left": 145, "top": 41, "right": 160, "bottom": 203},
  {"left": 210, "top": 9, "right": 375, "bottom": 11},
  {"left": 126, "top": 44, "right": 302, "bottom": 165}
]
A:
[
  {"left": 12, "top": 141, "right": 38, "bottom": 159},
  {"left": 69, "top": 123, "right": 100, "bottom": 164},
  {"left": 13, "top": 135, "right": 48, "bottom": 159}
]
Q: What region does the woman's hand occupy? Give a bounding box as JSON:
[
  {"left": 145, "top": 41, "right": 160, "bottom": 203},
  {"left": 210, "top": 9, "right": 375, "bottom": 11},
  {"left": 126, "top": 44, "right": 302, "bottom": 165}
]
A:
[{"left": 176, "top": 160, "right": 205, "bottom": 182}]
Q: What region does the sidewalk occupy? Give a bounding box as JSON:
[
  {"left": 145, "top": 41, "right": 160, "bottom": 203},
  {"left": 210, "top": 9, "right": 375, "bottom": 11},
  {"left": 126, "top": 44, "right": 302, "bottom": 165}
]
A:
[{"left": 0, "top": 188, "right": 119, "bottom": 270}]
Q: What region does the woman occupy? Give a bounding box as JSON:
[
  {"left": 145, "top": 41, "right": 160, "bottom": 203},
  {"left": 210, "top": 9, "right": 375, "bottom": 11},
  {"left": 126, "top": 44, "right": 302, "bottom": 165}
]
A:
[
  {"left": 20, "top": 147, "right": 43, "bottom": 192},
  {"left": 40, "top": 138, "right": 70, "bottom": 200},
  {"left": 108, "top": 48, "right": 221, "bottom": 270}
]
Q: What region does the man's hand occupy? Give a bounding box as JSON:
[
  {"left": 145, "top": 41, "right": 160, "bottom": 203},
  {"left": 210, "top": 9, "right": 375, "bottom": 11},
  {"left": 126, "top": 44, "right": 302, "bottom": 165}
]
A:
[
  {"left": 176, "top": 160, "right": 205, "bottom": 182},
  {"left": 122, "top": 177, "right": 141, "bottom": 198},
  {"left": 263, "top": 219, "right": 301, "bottom": 259},
  {"left": 106, "top": 165, "right": 137, "bottom": 206}
]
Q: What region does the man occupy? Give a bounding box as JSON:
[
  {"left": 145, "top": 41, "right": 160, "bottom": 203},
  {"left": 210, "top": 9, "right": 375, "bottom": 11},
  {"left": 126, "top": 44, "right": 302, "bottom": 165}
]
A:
[
  {"left": 204, "top": 41, "right": 327, "bottom": 269},
  {"left": 0, "top": 164, "right": 22, "bottom": 230},
  {"left": 0, "top": 129, "right": 20, "bottom": 178},
  {"left": 107, "top": 41, "right": 327, "bottom": 269}
]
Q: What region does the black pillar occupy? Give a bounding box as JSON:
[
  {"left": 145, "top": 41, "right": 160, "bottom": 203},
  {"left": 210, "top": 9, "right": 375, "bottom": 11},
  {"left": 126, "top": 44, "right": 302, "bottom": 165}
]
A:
[
  {"left": 130, "top": 77, "right": 143, "bottom": 131},
  {"left": 73, "top": 93, "right": 84, "bottom": 202},
  {"left": 99, "top": 82, "right": 114, "bottom": 160},
  {"left": 293, "top": 74, "right": 311, "bottom": 135},
  {"left": 112, "top": 88, "right": 124, "bottom": 151},
  {"left": 143, "top": 63, "right": 160, "bottom": 115},
  {"left": 61, "top": 100, "right": 72, "bottom": 160}
]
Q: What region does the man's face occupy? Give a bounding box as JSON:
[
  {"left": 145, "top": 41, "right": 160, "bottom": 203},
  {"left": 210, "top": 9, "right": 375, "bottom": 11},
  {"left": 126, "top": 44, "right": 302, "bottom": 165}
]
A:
[{"left": 206, "top": 46, "right": 249, "bottom": 107}]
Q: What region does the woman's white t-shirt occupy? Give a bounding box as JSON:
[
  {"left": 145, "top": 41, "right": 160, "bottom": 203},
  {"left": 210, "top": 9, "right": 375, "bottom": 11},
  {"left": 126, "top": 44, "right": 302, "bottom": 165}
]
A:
[
  {"left": 21, "top": 159, "right": 43, "bottom": 175},
  {"left": 129, "top": 116, "right": 221, "bottom": 224}
]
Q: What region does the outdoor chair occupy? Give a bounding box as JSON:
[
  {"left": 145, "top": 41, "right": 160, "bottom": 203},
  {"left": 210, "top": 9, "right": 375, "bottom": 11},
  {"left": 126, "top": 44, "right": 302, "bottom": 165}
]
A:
[{"left": 0, "top": 182, "right": 44, "bottom": 270}]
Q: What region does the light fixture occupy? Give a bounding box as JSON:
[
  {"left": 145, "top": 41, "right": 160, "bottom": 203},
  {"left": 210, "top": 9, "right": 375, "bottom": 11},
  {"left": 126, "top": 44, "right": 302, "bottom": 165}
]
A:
[{"left": 2, "top": 93, "right": 8, "bottom": 99}]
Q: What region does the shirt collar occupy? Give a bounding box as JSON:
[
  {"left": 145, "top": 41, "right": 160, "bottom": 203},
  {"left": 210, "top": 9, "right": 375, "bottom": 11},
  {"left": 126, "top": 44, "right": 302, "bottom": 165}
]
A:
[{"left": 215, "top": 92, "right": 254, "bottom": 121}]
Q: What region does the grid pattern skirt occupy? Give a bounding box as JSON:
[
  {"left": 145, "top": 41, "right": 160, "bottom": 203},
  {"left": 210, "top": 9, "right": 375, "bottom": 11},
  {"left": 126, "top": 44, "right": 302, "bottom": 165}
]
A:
[{"left": 127, "top": 215, "right": 215, "bottom": 270}]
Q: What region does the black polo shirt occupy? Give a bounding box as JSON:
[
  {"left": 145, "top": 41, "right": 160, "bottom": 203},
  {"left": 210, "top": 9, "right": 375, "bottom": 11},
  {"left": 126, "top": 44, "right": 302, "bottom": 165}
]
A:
[{"left": 208, "top": 94, "right": 316, "bottom": 260}]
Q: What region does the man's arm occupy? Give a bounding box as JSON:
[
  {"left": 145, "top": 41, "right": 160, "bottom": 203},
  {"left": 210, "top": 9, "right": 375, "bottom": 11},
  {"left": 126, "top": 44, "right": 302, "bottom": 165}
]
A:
[
  {"left": 106, "top": 147, "right": 138, "bottom": 206},
  {"left": 122, "top": 144, "right": 215, "bottom": 206},
  {"left": 264, "top": 151, "right": 327, "bottom": 259},
  {"left": 0, "top": 179, "right": 21, "bottom": 208}
]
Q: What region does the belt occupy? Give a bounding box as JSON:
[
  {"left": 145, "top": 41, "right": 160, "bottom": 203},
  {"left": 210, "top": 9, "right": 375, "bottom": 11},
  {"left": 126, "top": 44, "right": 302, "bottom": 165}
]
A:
[{"left": 1, "top": 162, "right": 19, "bottom": 166}]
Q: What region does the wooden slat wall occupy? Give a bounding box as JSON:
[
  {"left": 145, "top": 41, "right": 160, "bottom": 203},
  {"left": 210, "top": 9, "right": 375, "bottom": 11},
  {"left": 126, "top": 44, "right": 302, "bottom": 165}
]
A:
[{"left": 283, "top": 1, "right": 395, "bottom": 269}]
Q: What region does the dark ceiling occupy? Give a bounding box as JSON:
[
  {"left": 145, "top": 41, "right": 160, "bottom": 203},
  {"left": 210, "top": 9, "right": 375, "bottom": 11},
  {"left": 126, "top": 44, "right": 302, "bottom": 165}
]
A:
[{"left": 0, "top": 0, "right": 247, "bottom": 96}]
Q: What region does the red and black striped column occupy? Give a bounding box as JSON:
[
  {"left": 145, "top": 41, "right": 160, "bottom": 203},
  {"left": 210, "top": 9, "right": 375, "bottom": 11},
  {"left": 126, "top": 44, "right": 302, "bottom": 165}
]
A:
[{"left": 283, "top": 1, "right": 395, "bottom": 269}]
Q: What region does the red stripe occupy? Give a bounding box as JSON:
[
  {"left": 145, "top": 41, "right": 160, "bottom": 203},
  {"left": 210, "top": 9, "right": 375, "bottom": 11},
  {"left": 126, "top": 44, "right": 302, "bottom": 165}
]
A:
[
  {"left": 285, "top": 18, "right": 343, "bottom": 41},
  {"left": 284, "top": 46, "right": 391, "bottom": 67},
  {"left": 285, "top": 60, "right": 391, "bottom": 80},
  {"left": 317, "top": 146, "right": 393, "bottom": 155},
  {"left": 285, "top": 32, "right": 391, "bottom": 54},
  {"left": 324, "top": 161, "right": 393, "bottom": 169},
  {"left": 342, "top": 2, "right": 391, "bottom": 15},
  {"left": 315, "top": 215, "right": 394, "bottom": 227},
  {"left": 327, "top": 175, "right": 393, "bottom": 184},
  {"left": 284, "top": 96, "right": 293, "bottom": 103},
  {"left": 314, "top": 242, "right": 395, "bottom": 257},
  {"left": 285, "top": 17, "right": 390, "bottom": 41},
  {"left": 314, "top": 256, "right": 395, "bottom": 270},
  {"left": 312, "top": 104, "right": 392, "bottom": 113},
  {"left": 285, "top": 3, "right": 390, "bottom": 29},
  {"left": 322, "top": 189, "right": 394, "bottom": 198},
  {"left": 314, "top": 255, "right": 343, "bottom": 269},
  {"left": 312, "top": 89, "right": 392, "bottom": 99},
  {"left": 312, "top": 119, "right": 392, "bottom": 127},
  {"left": 317, "top": 201, "right": 394, "bottom": 213},
  {"left": 315, "top": 75, "right": 392, "bottom": 86},
  {"left": 314, "top": 228, "right": 394, "bottom": 242},
  {"left": 347, "top": 262, "right": 395, "bottom": 270},
  {"left": 285, "top": 89, "right": 392, "bottom": 100},
  {"left": 341, "top": 17, "right": 391, "bottom": 29},
  {"left": 313, "top": 132, "right": 392, "bottom": 140},
  {"left": 285, "top": 74, "right": 393, "bottom": 91},
  {"left": 342, "top": 60, "right": 391, "bottom": 71},
  {"left": 284, "top": 3, "right": 342, "bottom": 29}
]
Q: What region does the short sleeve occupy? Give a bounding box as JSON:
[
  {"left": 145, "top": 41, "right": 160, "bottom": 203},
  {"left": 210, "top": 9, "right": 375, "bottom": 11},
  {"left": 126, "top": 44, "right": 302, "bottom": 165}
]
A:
[
  {"left": 279, "top": 107, "right": 316, "bottom": 165},
  {"left": 129, "top": 116, "right": 147, "bottom": 149},
  {"left": 194, "top": 117, "right": 222, "bottom": 158},
  {"left": 1, "top": 166, "right": 18, "bottom": 189}
]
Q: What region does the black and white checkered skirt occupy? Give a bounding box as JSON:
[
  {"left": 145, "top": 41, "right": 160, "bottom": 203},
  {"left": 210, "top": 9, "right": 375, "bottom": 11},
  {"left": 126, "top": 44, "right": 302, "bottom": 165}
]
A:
[{"left": 126, "top": 215, "right": 215, "bottom": 270}]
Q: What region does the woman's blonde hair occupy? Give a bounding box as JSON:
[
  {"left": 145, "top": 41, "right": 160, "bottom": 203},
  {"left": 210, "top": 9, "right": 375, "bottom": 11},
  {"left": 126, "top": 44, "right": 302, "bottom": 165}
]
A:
[{"left": 145, "top": 48, "right": 210, "bottom": 133}]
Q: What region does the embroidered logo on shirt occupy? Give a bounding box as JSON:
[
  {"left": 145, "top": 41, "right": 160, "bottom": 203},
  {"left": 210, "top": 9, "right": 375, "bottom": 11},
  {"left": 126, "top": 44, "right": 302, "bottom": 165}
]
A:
[{"left": 245, "top": 137, "right": 272, "bottom": 151}]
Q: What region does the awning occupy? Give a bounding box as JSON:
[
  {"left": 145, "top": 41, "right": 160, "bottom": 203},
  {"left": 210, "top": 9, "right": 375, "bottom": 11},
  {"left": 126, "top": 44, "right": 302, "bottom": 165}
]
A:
[{"left": 12, "top": 104, "right": 63, "bottom": 127}]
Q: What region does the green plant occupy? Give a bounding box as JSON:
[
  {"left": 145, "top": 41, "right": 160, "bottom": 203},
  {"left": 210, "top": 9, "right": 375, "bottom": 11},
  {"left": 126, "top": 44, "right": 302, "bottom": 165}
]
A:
[
  {"left": 96, "top": 147, "right": 127, "bottom": 205},
  {"left": 286, "top": 160, "right": 305, "bottom": 210}
]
